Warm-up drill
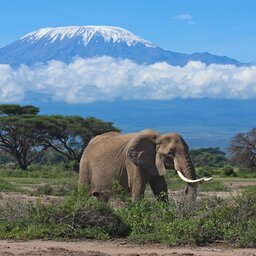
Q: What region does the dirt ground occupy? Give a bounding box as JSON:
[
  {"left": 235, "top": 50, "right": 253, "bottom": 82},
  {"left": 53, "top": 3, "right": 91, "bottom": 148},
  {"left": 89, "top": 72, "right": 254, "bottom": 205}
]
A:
[{"left": 0, "top": 239, "right": 256, "bottom": 256}]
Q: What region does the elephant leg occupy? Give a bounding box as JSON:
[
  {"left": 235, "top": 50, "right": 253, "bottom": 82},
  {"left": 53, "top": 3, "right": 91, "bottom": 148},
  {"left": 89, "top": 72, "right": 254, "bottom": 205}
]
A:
[
  {"left": 130, "top": 179, "right": 146, "bottom": 202},
  {"left": 78, "top": 158, "right": 91, "bottom": 192},
  {"left": 149, "top": 176, "right": 168, "bottom": 202},
  {"left": 126, "top": 162, "right": 147, "bottom": 202},
  {"left": 128, "top": 168, "right": 146, "bottom": 202}
]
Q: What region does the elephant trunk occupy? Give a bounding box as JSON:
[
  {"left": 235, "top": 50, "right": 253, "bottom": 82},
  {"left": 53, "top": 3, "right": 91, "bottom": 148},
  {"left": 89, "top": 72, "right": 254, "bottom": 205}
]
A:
[
  {"left": 182, "top": 156, "right": 198, "bottom": 200},
  {"left": 174, "top": 155, "right": 198, "bottom": 200}
]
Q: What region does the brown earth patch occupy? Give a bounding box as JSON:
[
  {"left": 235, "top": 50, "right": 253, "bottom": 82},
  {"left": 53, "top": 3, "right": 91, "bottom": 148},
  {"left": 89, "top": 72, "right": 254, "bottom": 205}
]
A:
[{"left": 0, "top": 239, "right": 256, "bottom": 256}]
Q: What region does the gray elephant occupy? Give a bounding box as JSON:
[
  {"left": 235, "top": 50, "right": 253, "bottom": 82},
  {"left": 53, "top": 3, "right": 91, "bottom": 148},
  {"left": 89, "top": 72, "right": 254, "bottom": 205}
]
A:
[{"left": 79, "top": 129, "right": 212, "bottom": 201}]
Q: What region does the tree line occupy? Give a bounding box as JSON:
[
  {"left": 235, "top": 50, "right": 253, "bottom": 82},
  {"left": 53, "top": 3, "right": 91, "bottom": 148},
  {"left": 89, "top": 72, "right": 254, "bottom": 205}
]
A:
[
  {"left": 0, "top": 104, "right": 119, "bottom": 170},
  {"left": 0, "top": 104, "right": 255, "bottom": 171}
]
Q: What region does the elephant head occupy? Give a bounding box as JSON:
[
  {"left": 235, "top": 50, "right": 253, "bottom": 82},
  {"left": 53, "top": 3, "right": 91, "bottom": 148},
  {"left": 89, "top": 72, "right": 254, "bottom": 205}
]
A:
[{"left": 127, "top": 129, "right": 212, "bottom": 199}]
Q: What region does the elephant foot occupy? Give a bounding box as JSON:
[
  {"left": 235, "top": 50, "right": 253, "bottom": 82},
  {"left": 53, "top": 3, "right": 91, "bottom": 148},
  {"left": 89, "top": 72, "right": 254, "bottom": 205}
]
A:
[{"left": 92, "top": 191, "right": 110, "bottom": 202}]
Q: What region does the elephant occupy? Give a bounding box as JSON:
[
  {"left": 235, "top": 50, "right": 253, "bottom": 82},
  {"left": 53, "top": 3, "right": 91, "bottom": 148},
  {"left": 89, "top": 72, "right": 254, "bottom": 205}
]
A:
[{"left": 78, "top": 129, "right": 212, "bottom": 202}]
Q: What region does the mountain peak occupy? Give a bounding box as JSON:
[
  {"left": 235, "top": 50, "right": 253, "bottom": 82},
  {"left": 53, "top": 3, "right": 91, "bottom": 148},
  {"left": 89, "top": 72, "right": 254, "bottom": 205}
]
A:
[
  {"left": 20, "top": 25, "right": 156, "bottom": 48},
  {"left": 0, "top": 25, "right": 243, "bottom": 67}
]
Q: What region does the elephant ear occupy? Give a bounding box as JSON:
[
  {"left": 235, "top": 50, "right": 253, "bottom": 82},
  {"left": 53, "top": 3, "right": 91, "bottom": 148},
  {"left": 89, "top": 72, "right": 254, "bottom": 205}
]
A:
[{"left": 127, "top": 131, "right": 166, "bottom": 176}]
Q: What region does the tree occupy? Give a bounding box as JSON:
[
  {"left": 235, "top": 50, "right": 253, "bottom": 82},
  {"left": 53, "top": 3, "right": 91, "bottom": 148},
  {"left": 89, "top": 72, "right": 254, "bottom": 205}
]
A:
[
  {"left": 189, "top": 147, "right": 227, "bottom": 167},
  {"left": 0, "top": 104, "right": 120, "bottom": 170},
  {"left": 37, "top": 115, "right": 120, "bottom": 162},
  {"left": 229, "top": 128, "right": 256, "bottom": 170},
  {"left": 0, "top": 149, "right": 14, "bottom": 164},
  {"left": 0, "top": 104, "right": 39, "bottom": 116},
  {"left": 0, "top": 114, "right": 48, "bottom": 170}
]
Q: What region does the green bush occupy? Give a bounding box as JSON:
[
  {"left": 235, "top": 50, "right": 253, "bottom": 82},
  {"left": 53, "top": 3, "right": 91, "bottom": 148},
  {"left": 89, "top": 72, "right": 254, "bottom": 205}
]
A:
[
  {"left": 0, "top": 187, "right": 255, "bottom": 247},
  {"left": 196, "top": 166, "right": 224, "bottom": 177},
  {"left": 168, "top": 178, "right": 228, "bottom": 192},
  {"left": 117, "top": 188, "right": 256, "bottom": 247},
  {"left": 190, "top": 148, "right": 227, "bottom": 167},
  {"left": 36, "top": 183, "right": 54, "bottom": 195},
  {"left": 236, "top": 167, "right": 256, "bottom": 178},
  {"left": 0, "top": 190, "right": 129, "bottom": 240},
  {"left": 35, "top": 182, "right": 77, "bottom": 196},
  {"left": 222, "top": 165, "right": 236, "bottom": 176},
  {"left": 199, "top": 180, "right": 229, "bottom": 192},
  {"left": 67, "top": 160, "right": 80, "bottom": 172},
  {"left": 0, "top": 164, "right": 77, "bottom": 179},
  {"left": 197, "top": 167, "right": 212, "bottom": 177}
]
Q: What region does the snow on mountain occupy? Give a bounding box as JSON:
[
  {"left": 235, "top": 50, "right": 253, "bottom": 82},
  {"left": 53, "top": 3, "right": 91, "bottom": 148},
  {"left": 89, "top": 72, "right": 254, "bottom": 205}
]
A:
[
  {"left": 20, "top": 26, "right": 156, "bottom": 47},
  {"left": 0, "top": 25, "right": 243, "bottom": 67}
]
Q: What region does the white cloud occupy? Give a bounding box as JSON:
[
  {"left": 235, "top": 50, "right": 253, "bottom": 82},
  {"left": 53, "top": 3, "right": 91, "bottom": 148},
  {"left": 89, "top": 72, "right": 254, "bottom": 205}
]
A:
[
  {"left": 173, "top": 14, "right": 194, "bottom": 22},
  {"left": 0, "top": 57, "right": 256, "bottom": 104}
]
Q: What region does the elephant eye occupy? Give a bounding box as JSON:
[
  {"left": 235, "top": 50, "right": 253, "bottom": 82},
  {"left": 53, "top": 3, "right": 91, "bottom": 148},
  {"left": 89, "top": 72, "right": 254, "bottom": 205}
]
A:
[{"left": 168, "top": 150, "right": 175, "bottom": 157}]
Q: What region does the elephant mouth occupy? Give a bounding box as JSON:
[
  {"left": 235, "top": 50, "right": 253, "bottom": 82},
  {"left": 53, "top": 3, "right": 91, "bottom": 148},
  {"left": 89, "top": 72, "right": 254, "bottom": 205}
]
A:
[
  {"left": 162, "top": 155, "right": 174, "bottom": 169},
  {"left": 165, "top": 162, "right": 174, "bottom": 169},
  {"left": 177, "top": 170, "right": 213, "bottom": 183}
]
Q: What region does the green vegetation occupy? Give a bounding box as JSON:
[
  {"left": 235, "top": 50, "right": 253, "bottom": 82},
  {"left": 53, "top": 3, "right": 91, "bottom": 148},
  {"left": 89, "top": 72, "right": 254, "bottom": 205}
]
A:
[
  {"left": 0, "top": 164, "right": 78, "bottom": 195},
  {"left": 119, "top": 188, "right": 256, "bottom": 247},
  {"left": 190, "top": 147, "right": 228, "bottom": 167},
  {"left": 0, "top": 104, "right": 39, "bottom": 116},
  {"left": 0, "top": 104, "right": 255, "bottom": 247},
  {"left": 0, "top": 190, "right": 129, "bottom": 240},
  {"left": 0, "top": 164, "right": 255, "bottom": 247},
  {"left": 0, "top": 188, "right": 255, "bottom": 247},
  {"left": 164, "top": 174, "right": 229, "bottom": 192},
  {"left": 236, "top": 167, "right": 256, "bottom": 178},
  {"left": 195, "top": 165, "right": 256, "bottom": 178},
  {"left": 229, "top": 128, "right": 256, "bottom": 171},
  {"left": 0, "top": 178, "right": 24, "bottom": 192},
  {"left": 0, "top": 104, "right": 119, "bottom": 170},
  {"left": 222, "top": 165, "right": 236, "bottom": 177}
]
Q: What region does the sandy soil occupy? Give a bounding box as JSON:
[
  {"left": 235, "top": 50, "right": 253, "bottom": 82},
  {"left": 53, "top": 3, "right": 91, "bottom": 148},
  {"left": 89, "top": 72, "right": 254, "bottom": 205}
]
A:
[{"left": 0, "top": 239, "right": 256, "bottom": 256}]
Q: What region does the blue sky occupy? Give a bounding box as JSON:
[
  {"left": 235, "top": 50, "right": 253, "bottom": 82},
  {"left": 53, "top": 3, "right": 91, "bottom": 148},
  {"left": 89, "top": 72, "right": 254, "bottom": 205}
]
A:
[{"left": 0, "top": 0, "right": 256, "bottom": 63}]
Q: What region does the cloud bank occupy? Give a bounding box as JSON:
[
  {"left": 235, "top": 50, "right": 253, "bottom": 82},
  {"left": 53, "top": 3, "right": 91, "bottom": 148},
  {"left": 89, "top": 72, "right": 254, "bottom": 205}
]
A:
[{"left": 0, "top": 56, "right": 256, "bottom": 104}]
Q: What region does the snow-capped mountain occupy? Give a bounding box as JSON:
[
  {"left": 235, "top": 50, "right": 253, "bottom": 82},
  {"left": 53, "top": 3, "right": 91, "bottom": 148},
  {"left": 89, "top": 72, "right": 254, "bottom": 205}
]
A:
[
  {"left": 21, "top": 26, "right": 156, "bottom": 47},
  {"left": 0, "top": 25, "right": 242, "bottom": 67}
]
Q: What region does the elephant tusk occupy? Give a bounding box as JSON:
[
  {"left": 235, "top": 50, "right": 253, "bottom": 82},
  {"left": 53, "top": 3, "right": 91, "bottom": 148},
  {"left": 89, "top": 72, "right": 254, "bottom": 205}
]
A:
[
  {"left": 177, "top": 170, "right": 213, "bottom": 183},
  {"left": 203, "top": 177, "right": 213, "bottom": 181}
]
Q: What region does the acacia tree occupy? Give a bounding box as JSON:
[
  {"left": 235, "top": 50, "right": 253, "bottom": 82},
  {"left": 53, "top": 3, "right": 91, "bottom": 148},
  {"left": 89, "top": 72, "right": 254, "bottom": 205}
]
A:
[
  {"left": 0, "top": 104, "right": 120, "bottom": 170},
  {"left": 0, "top": 104, "right": 39, "bottom": 116},
  {"left": 229, "top": 128, "right": 256, "bottom": 170},
  {"left": 189, "top": 147, "right": 227, "bottom": 167},
  {"left": 0, "top": 110, "right": 48, "bottom": 170},
  {"left": 37, "top": 115, "right": 120, "bottom": 162}
]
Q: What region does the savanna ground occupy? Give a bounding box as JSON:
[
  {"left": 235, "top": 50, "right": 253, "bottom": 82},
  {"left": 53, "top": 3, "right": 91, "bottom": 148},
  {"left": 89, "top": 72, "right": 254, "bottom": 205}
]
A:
[{"left": 0, "top": 165, "right": 256, "bottom": 256}]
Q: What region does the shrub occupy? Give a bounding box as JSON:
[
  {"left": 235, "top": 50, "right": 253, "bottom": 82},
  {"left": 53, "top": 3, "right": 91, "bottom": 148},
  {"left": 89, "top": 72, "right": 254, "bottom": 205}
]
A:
[
  {"left": 222, "top": 165, "right": 235, "bottom": 176},
  {"left": 65, "top": 160, "right": 80, "bottom": 172},
  {"left": 0, "top": 187, "right": 255, "bottom": 247},
  {"left": 117, "top": 188, "right": 256, "bottom": 247},
  {"left": 0, "top": 190, "right": 129, "bottom": 240},
  {"left": 197, "top": 167, "right": 212, "bottom": 177},
  {"left": 0, "top": 164, "right": 78, "bottom": 179},
  {"left": 199, "top": 180, "right": 229, "bottom": 192},
  {"left": 190, "top": 148, "right": 227, "bottom": 167},
  {"left": 36, "top": 183, "right": 54, "bottom": 195},
  {"left": 196, "top": 166, "right": 224, "bottom": 177},
  {"left": 236, "top": 167, "right": 256, "bottom": 178},
  {"left": 35, "top": 182, "right": 77, "bottom": 196}
]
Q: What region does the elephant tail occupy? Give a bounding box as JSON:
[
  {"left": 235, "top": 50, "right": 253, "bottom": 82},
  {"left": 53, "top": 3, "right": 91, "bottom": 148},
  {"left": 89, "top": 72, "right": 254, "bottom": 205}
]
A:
[{"left": 78, "top": 158, "right": 91, "bottom": 192}]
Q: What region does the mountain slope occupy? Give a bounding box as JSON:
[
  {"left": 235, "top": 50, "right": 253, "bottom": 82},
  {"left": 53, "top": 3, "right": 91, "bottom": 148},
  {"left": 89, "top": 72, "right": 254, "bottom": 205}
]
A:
[{"left": 0, "top": 25, "right": 243, "bottom": 67}]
